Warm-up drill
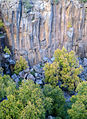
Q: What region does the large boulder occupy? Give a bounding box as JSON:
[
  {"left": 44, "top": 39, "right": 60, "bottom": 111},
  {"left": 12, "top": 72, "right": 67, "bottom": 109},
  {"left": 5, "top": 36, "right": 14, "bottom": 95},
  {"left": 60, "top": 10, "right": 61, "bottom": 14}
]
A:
[
  {"left": 33, "top": 65, "right": 43, "bottom": 74},
  {"left": 19, "top": 68, "right": 30, "bottom": 78},
  {"left": 11, "top": 74, "right": 19, "bottom": 83},
  {"left": 83, "top": 58, "right": 87, "bottom": 67},
  {"left": 2, "top": 53, "right": 10, "bottom": 59},
  {"left": 27, "top": 73, "right": 35, "bottom": 81},
  {"left": 48, "top": 116, "right": 55, "bottom": 119},
  {"left": 36, "top": 80, "right": 43, "bottom": 85}
]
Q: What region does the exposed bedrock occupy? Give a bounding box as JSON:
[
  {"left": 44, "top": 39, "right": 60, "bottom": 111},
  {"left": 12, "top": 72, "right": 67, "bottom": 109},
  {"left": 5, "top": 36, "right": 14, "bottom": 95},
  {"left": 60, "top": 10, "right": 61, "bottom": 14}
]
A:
[{"left": 1, "top": 0, "right": 87, "bottom": 65}]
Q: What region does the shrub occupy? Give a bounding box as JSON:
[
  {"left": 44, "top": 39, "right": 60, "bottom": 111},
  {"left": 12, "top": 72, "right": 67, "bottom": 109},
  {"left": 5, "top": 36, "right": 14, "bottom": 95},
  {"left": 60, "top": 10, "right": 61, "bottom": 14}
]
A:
[
  {"left": 0, "top": 75, "right": 16, "bottom": 101},
  {"left": 14, "top": 56, "right": 28, "bottom": 75},
  {"left": 0, "top": 80, "right": 52, "bottom": 119},
  {"left": 0, "top": 20, "right": 4, "bottom": 28},
  {"left": 43, "top": 84, "right": 65, "bottom": 117},
  {"left": 67, "top": 22, "right": 72, "bottom": 29},
  {"left": 4, "top": 46, "right": 11, "bottom": 55},
  {"left": 79, "top": 0, "right": 87, "bottom": 3},
  {"left": 68, "top": 81, "right": 87, "bottom": 119},
  {"left": 44, "top": 47, "right": 83, "bottom": 92},
  {"left": 23, "top": 0, "right": 32, "bottom": 12}
]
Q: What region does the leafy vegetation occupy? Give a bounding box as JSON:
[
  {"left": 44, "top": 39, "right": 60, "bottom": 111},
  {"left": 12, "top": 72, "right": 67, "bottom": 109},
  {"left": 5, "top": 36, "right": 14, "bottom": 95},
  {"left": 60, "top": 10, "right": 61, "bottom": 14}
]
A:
[
  {"left": 79, "top": 0, "right": 87, "bottom": 3},
  {"left": 0, "top": 78, "right": 67, "bottom": 119},
  {"left": 0, "top": 47, "right": 85, "bottom": 119},
  {"left": 4, "top": 46, "right": 11, "bottom": 55},
  {"left": 23, "top": 0, "right": 32, "bottom": 12},
  {"left": 44, "top": 47, "right": 83, "bottom": 92},
  {"left": 43, "top": 84, "right": 65, "bottom": 118},
  {"left": 0, "top": 20, "right": 4, "bottom": 28},
  {"left": 0, "top": 75, "right": 16, "bottom": 101},
  {"left": 68, "top": 81, "right": 87, "bottom": 119},
  {"left": 14, "top": 56, "right": 28, "bottom": 75},
  {"left": 0, "top": 80, "right": 44, "bottom": 119}
]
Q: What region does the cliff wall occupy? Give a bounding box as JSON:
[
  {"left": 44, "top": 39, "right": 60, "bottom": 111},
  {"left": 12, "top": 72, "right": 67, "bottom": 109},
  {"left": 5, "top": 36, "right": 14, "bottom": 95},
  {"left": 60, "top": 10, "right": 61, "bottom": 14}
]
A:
[{"left": 1, "top": 0, "right": 87, "bottom": 64}]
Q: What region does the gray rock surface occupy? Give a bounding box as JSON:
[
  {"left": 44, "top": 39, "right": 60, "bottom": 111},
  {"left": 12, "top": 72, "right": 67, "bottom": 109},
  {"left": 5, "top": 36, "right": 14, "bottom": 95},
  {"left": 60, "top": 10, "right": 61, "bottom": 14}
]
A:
[
  {"left": 11, "top": 74, "right": 19, "bottom": 83},
  {"left": 1, "top": 0, "right": 87, "bottom": 65}
]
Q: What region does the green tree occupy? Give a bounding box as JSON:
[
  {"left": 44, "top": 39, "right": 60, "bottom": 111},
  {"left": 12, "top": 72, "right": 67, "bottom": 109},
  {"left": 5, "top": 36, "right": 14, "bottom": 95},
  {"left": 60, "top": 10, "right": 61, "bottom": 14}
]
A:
[
  {"left": 0, "top": 75, "right": 16, "bottom": 101},
  {"left": 68, "top": 81, "right": 87, "bottom": 119},
  {"left": 0, "top": 20, "right": 4, "bottom": 28},
  {"left": 0, "top": 80, "right": 53, "bottom": 119},
  {"left": 0, "top": 95, "right": 21, "bottom": 119},
  {"left": 14, "top": 56, "right": 28, "bottom": 75},
  {"left": 79, "top": 0, "right": 87, "bottom": 3},
  {"left": 4, "top": 46, "right": 11, "bottom": 55},
  {"left": 44, "top": 47, "right": 83, "bottom": 92},
  {"left": 44, "top": 62, "right": 59, "bottom": 86},
  {"left": 43, "top": 84, "right": 65, "bottom": 117},
  {"left": 18, "top": 80, "right": 46, "bottom": 119}
]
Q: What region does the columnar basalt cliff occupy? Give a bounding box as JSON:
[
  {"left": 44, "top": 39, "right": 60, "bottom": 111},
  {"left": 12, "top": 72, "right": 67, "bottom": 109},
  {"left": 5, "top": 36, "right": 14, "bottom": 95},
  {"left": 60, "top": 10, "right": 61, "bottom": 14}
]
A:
[{"left": 1, "top": 0, "right": 87, "bottom": 65}]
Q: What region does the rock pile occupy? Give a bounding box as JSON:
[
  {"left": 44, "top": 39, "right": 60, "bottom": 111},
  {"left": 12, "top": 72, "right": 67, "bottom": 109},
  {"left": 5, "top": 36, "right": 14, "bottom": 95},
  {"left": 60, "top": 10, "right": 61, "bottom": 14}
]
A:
[
  {"left": 79, "top": 58, "right": 87, "bottom": 81},
  {"left": 11, "top": 57, "right": 54, "bottom": 85},
  {"left": 1, "top": 53, "right": 15, "bottom": 75}
]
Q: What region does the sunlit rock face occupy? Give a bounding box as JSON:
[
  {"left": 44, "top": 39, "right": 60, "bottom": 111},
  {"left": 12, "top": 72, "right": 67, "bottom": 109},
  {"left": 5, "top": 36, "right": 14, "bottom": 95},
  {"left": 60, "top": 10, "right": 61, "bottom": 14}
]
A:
[{"left": 1, "top": 0, "right": 87, "bottom": 65}]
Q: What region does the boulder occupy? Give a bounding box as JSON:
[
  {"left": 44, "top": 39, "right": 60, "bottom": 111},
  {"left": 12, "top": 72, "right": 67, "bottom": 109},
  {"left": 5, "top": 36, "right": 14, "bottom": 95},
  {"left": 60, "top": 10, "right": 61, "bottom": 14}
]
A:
[
  {"left": 51, "top": 57, "right": 55, "bottom": 62},
  {"left": 36, "top": 80, "right": 43, "bottom": 85},
  {"left": 11, "top": 74, "right": 19, "bottom": 83},
  {"left": 27, "top": 73, "right": 35, "bottom": 81},
  {"left": 19, "top": 71, "right": 25, "bottom": 78},
  {"left": 19, "top": 68, "right": 30, "bottom": 78},
  {"left": 83, "top": 58, "right": 87, "bottom": 67},
  {"left": 33, "top": 65, "right": 43, "bottom": 74},
  {"left": 35, "top": 73, "right": 43, "bottom": 79},
  {"left": 43, "top": 57, "right": 53, "bottom": 63},
  {"left": 48, "top": 116, "right": 55, "bottom": 119},
  {"left": 2, "top": 53, "right": 10, "bottom": 59},
  {"left": 8, "top": 59, "right": 15, "bottom": 65},
  {"left": 43, "top": 57, "right": 49, "bottom": 62},
  {"left": 24, "top": 68, "right": 30, "bottom": 73}
]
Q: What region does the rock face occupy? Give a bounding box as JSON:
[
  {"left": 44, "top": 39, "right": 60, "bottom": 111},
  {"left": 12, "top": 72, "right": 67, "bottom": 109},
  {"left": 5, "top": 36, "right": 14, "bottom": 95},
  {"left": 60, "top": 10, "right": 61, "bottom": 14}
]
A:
[{"left": 1, "top": 0, "right": 87, "bottom": 65}]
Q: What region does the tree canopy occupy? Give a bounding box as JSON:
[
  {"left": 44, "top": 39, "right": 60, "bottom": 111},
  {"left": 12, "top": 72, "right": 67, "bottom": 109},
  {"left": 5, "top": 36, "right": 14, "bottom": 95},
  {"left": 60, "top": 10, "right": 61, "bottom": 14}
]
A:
[
  {"left": 68, "top": 81, "right": 87, "bottom": 119},
  {"left": 44, "top": 47, "right": 83, "bottom": 92}
]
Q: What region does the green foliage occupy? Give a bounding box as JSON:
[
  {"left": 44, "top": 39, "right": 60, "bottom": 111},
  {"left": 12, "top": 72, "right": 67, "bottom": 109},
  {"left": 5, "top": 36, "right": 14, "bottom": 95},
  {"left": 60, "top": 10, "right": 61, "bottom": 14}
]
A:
[
  {"left": 23, "top": 0, "right": 32, "bottom": 12},
  {"left": 4, "top": 46, "right": 11, "bottom": 55},
  {"left": 0, "top": 80, "right": 53, "bottom": 119},
  {"left": 14, "top": 56, "right": 28, "bottom": 75},
  {"left": 44, "top": 62, "right": 59, "bottom": 86},
  {"left": 44, "top": 47, "right": 83, "bottom": 92},
  {"left": 0, "top": 20, "right": 4, "bottom": 28},
  {"left": 67, "top": 22, "right": 72, "bottom": 29},
  {"left": 68, "top": 81, "right": 87, "bottom": 119},
  {"left": 54, "top": 0, "right": 59, "bottom": 4},
  {"left": 18, "top": 80, "right": 46, "bottom": 119},
  {"left": 0, "top": 75, "right": 16, "bottom": 101},
  {"left": 43, "top": 84, "right": 65, "bottom": 117},
  {"left": 79, "top": 0, "right": 87, "bottom": 3},
  {"left": 0, "top": 95, "right": 21, "bottom": 119},
  {"left": 0, "top": 67, "right": 3, "bottom": 74}
]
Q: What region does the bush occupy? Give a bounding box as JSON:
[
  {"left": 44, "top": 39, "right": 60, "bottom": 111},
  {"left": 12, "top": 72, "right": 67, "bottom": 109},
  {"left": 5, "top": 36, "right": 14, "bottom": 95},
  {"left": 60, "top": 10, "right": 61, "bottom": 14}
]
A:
[
  {"left": 0, "top": 80, "right": 52, "bottom": 119},
  {"left": 79, "top": 0, "right": 87, "bottom": 3},
  {"left": 43, "top": 84, "right": 65, "bottom": 117},
  {"left": 0, "top": 20, "right": 4, "bottom": 28},
  {"left": 14, "top": 56, "right": 28, "bottom": 75},
  {"left": 44, "top": 47, "right": 83, "bottom": 92},
  {"left": 23, "top": 0, "right": 32, "bottom": 12},
  {"left": 68, "top": 81, "right": 87, "bottom": 119},
  {"left": 0, "top": 75, "right": 16, "bottom": 101},
  {"left": 4, "top": 46, "right": 11, "bottom": 55}
]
